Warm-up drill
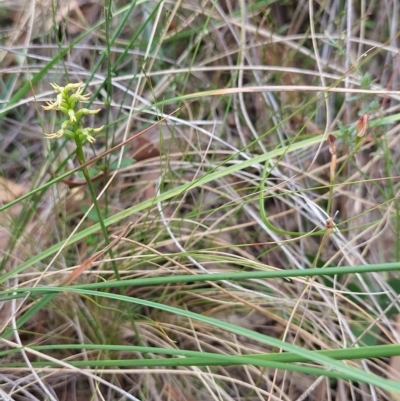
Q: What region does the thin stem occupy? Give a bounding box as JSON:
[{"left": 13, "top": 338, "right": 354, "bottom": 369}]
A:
[
  {"left": 74, "top": 139, "right": 120, "bottom": 281},
  {"left": 327, "top": 159, "right": 336, "bottom": 216},
  {"left": 327, "top": 140, "right": 364, "bottom": 214},
  {"left": 75, "top": 139, "right": 146, "bottom": 346}
]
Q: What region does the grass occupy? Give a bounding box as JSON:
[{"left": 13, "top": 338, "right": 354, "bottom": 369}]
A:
[{"left": 1, "top": 1, "right": 400, "bottom": 400}]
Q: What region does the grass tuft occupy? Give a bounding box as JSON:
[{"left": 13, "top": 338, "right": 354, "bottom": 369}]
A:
[{"left": 1, "top": 1, "right": 400, "bottom": 400}]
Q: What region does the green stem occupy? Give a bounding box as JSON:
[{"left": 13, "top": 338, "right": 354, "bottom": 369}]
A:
[
  {"left": 334, "top": 142, "right": 363, "bottom": 179},
  {"left": 76, "top": 138, "right": 146, "bottom": 339},
  {"left": 74, "top": 139, "right": 120, "bottom": 281},
  {"left": 103, "top": 0, "right": 113, "bottom": 103},
  {"left": 74, "top": 138, "right": 147, "bottom": 350}
]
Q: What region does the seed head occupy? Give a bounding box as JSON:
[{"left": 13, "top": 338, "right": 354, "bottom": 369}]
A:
[
  {"left": 325, "top": 218, "right": 334, "bottom": 229},
  {"left": 356, "top": 114, "right": 369, "bottom": 138},
  {"left": 327, "top": 133, "right": 336, "bottom": 155}
]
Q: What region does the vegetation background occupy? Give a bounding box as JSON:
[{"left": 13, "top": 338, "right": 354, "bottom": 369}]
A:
[{"left": 1, "top": 0, "right": 400, "bottom": 400}]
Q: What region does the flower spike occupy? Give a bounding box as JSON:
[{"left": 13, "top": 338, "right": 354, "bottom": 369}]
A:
[{"left": 42, "top": 82, "right": 103, "bottom": 144}]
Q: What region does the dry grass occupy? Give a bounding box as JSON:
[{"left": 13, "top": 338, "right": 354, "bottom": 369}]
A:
[{"left": 1, "top": 1, "right": 400, "bottom": 400}]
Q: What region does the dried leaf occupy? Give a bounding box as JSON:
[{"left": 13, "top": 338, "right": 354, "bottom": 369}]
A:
[{"left": 131, "top": 136, "right": 160, "bottom": 162}]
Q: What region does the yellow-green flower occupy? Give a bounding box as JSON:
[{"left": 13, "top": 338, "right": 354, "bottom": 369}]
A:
[
  {"left": 76, "top": 126, "right": 105, "bottom": 143},
  {"left": 50, "top": 82, "right": 83, "bottom": 94},
  {"left": 42, "top": 82, "right": 103, "bottom": 144},
  {"left": 43, "top": 129, "right": 65, "bottom": 140}
]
